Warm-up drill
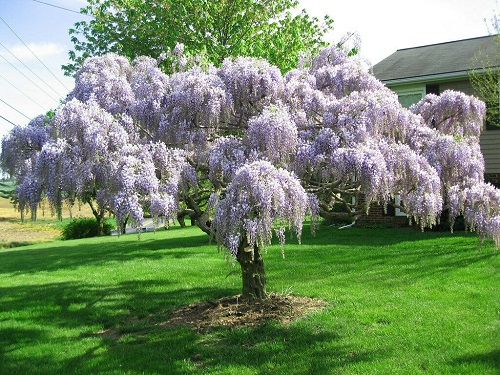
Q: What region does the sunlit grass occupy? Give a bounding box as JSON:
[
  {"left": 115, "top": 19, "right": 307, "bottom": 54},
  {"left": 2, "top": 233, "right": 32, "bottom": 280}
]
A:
[{"left": 0, "top": 224, "right": 498, "bottom": 374}]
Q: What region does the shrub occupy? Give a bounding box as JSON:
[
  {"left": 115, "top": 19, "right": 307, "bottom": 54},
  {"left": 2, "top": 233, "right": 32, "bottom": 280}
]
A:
[{"left": 61, "top": 218, "right": 113, "bottom": 240}]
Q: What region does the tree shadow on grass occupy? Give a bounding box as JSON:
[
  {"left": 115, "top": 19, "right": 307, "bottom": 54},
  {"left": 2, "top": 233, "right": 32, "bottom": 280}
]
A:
[
  {"left": 55, "top": 322, "right": 383, "bottom": 375},
  {"left": 451, "top": 349, "right": 500, "bottom": 373},
  {"left": 0, "top": 327, "right": 48, "bottom": 356},
  {"left": 189, "top": 323, "right": 384, "bottom": 374},
  {"left": 0, "top": 272, "right": 384, "bottom": 374},
  {"left": 0, "top": 279, "right": 241, "bottom": 374},
  {"left": 284, "top": 224, "right": 498, "bottom": 287},
  {"left": 0, "top": 229, "right": 212, "bottom": 275},
  {"left": 0, "top": 280, "right": 236, "bottom": 330}
]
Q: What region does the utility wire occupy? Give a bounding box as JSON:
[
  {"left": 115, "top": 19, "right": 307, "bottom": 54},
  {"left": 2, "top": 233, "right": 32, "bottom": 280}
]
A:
[
  {"left": 0, "top": 72, "right": 47, "bottom": 112},
  {"left": 32, "top": 0, "right": 92, "bottom": 16},
  {"left": 0, "top": 115, "right": 19, "bottom": 127},
  {"left": 0, "top": 52, "right": 60, "bottom": 102},
  {"left": 0, "top": 41, "right": 65, "bottom": 99},
  {"left": 0, "top": 98, "right": 31, "bottom": 120},
  {"left": 0, "top": 15, "right": 71, "bottom": 92}
]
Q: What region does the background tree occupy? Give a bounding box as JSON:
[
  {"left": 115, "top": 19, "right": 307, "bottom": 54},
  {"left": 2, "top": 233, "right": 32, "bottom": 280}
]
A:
[
  {"left": 469, "top": 9, "right": 499, "bottom": 127},
  {"left": 63, "top": 0, "right": 334, "bottom": 75}
]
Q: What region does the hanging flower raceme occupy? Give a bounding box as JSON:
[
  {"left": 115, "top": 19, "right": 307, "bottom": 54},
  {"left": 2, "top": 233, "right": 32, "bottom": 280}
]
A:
[
  {"left": 314, "top": 57, "right": 384, "bottom": 99},
  {"left": 218, "top": 56, "right": 284, "bottom": 122},
  {"left": 425, "top": 135, "right": 485, "bottom": 187},
  {"left": 52, "top": 98, "right": 129, "bottom": 157},
  {"left": 448, "top": 182, "right": 500, "bottom": 246},
  {"left": 1, "top": 115, "right": 50, "bottom": 179},
  {"left": 69, "top": 53, "right": 135, "bottom": 115},
  {"left": 129, "top": 56, "right": 170, "bottom": 139},
  {"left": 212, "top": 160, "right": 315, "bottom": 257},
  {"left": 208, "top": 136, "right": 248, "bottom": 185},
  {"left": 284, "top": 68, "right": 326, "bottom": 125},
  {"left": 246, "top": 105, "right": 298, "bottom": 167},
  {"left": 411, "top": 90, "right": 486, "bottom": 138},
  {"left": 15, "top": 174, "right": 42, "bottom": 220},
  {"left": 381, "top": 142, "right": 443, "bottom": 229},
  {"left": 160, "top": 67, "right": 231, "bottom": 149},
  {"left": 111, "top": 143, "right": 185, "bottom": 232},
  {"left": 34, "top": 138, "right": 72, "bottom": 217}
]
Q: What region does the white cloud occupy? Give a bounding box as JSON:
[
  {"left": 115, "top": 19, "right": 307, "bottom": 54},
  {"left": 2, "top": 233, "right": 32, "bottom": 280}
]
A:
[{"left": 9, "top": 43, "right": 65, "bottom": 62}]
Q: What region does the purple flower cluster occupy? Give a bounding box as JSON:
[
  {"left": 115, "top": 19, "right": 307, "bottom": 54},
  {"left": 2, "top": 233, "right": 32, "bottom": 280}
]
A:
[
  {"left": 218, "top": 57, "right": 284, "bottom": 121},
  {"left": 15, "top": 174, "right": 42, "bottom": 219},
  {"left": 448, "top": 182, "right": 500, "bottom": 245},
  {"left": 425, "top": 135, "right": 485, "bottom": 186},
  {"left": 246, "top": 105, "right": 298, "bottom": 166},
  {"left": 160, "top": 68, "right": 231, "bottom": 149},
  {"left": 69, "top": 53, "right": 135, "bottom": 115},
  {"left": 212, "top": 160, "right": 314, "bottom": 257},
  {"left": 129, "top": 56, "right": 170, "bottom": 138},
  {"left": 1, "top": 115, "right": 50, "bottom": 179},
  {"left": 208, "top": 136, "right": 247, "bottom": 185},
  {"left": 411, "top": 90, "right": 486, "bottom": 138}
]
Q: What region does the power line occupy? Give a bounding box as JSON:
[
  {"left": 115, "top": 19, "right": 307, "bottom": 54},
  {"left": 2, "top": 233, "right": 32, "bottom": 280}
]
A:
[
  {"left": 0, "top": 115, "right": 19, "bottom": 127},
  {"left": 0, "top": 98, "right": 31, "bottom": 120},
  {"left": 0, "top": 41, "right": 66, "bottom": 99},
  {"left": 0, "top": 52, "right": 60, "bottom": 102},
  {"left": 0, "top": 72, "right": 47, "bottom": 112},
  {"left": 31, "top": 0, "right": 91, "bottom": 16},
  {"left": 0, "top": 15, "right": 71, "bottom": 92}
]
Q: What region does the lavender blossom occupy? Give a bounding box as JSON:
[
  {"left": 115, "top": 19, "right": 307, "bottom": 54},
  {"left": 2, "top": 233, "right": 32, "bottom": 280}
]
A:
[
  {"left": 246, "top": 105, "right": 298, "bottom": 166},
  {"left": 411, "top": 90, "right": 486, "bottom": 138},
  {"left": 212, "top": 160, "right": 315, "bottom": 257}
]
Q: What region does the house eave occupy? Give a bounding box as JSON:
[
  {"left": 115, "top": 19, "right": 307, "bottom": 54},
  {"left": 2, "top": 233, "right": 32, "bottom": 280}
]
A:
[
  {"left": 380, "top": 71, "right": 470, "bottom": 87},
  {"left": 379, "top": 66, "right": 499, "bottom": 87}
]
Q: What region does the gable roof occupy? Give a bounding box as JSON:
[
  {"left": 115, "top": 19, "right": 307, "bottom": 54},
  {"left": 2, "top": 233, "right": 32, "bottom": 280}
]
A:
[{"left": 373, "top": 35, "right": 499, "bottom": 84}]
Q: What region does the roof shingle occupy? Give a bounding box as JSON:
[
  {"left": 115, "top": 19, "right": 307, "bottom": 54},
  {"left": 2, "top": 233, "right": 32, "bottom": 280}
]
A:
[{"left": 373, "top": 35, "right": 499, "bottom": 82}]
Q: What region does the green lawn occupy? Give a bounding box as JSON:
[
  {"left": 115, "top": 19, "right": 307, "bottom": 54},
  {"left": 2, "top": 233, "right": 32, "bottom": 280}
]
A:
[{"left": 0, "top": 224, "right": 498, "bottom": 374}]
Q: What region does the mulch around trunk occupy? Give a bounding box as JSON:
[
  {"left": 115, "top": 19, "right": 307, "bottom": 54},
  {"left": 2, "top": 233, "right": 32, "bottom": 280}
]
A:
[
  {"left": 161, "top": 292, "right": 327, "bottom": 332},
  {"left": 96, "top": 293, "right": 327, "bottom": 340}
]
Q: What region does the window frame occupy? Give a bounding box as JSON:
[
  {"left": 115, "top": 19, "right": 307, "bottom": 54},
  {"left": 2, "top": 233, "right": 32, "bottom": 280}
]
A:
[
  {"left": 394, "top": 87, "right": 426, "bottom": 108},
  {"left": 394, "top": 195, "right": 407, "bottom": 217}
]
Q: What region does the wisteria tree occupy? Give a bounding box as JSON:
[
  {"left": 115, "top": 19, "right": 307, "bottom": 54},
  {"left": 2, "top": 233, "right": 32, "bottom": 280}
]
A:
[{"left": 3, "top": 44, "right": 499, "bottom": 299}]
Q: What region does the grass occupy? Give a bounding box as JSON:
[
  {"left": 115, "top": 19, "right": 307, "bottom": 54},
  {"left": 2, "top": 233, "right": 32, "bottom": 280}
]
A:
[{"left": 0, "top": 223, "right": 498, "bottom": 374}]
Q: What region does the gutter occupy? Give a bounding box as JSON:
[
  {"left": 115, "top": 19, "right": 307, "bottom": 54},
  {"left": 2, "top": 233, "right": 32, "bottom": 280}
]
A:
[{"left": 379, "top": 67, "right": 499, "bottom": 87}]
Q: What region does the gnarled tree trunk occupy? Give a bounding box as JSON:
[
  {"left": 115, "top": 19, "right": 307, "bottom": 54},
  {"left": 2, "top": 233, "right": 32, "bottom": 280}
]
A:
[
  {"left": 236, "top": 239, "right": 267, "bottom": 300},
  {"left": 87, "top": 200, "right": 106, "bottom": 236}
]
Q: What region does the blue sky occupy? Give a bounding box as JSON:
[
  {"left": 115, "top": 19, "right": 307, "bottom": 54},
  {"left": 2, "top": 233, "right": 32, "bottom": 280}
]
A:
[{"left": 0, "top": 0, "right": 497, "bottom": 141}]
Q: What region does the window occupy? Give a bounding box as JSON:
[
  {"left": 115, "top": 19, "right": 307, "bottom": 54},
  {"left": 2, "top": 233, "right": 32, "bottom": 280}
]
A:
[
  {"left": 426, "top": 84, "right": 440, "bottom": 95},
  {"left": 384, "top": 195, "right": 407, "bottom": 217},
  {"left": 394, "top": 195, "right": 407, "bottom": 217},
  {"left": 395, "top": 87, "right": 426, "bottom": 108}
]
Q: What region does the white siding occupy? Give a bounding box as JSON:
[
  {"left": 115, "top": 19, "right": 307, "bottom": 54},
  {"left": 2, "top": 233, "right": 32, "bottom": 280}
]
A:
[{"left": 480, "top": 130, "right": 500, "bottom": 174}]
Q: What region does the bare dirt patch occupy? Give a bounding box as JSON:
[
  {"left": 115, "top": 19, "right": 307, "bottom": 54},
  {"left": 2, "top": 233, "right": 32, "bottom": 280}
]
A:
[
  {"left": 0, "top": 197, "right": 95, "bottom": 247},
  {"left": 96, "top": 293, "right": 327, "bottom": 340},
  {"left": 0, "top": 220, "right": 60, "bottom": 245},
  {"left": 162, "top": 293, "right": 327, "bottom": 332}
]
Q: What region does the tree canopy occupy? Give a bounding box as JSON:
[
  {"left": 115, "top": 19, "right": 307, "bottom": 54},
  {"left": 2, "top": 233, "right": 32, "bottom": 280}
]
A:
[
  {"left": 3, "top": 45, "right": 499, "bottom": 299},
  {"left": 468, "top": 13, "right": 499, "bottom": 128},
  {"left": 470, "top": 50, "right": 499, "bottom": 127},
  {"left": 63, "top": 0, "right": 334, "bottom": 75}
]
